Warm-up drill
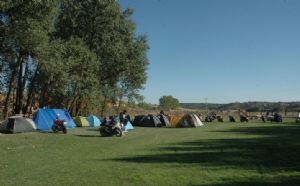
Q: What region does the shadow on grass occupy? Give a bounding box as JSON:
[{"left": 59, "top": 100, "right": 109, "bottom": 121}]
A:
[
  {"left": 37, "top": 130, "right": 54, "bottom": 133},
  {"left": 194, "top": 175, "right": 300, "bottom": 186},
  {"left": 74, "top": 134, "right": 100, "bottom": 138},
  {"left": 81, "top": 128, "right": 100, "bottom": 131},
  {"left": 111, "top": 123, "right": 300, "bottom": 185}
]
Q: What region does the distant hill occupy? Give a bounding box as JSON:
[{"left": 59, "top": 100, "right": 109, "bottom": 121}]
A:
[{"left": 180, "top": 102, "right": 300, "bottom": 112}]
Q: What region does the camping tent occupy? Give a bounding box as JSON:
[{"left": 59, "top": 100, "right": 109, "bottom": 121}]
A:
[
  {"left": 133, "top": 115, "right": 145, "bottom": 126},
  {"left": 124, "top": 120, "right": 134, "bottom": 130},
  {"left": 157, "top": 114, "right": 171, "bottom": 127},
  {"left": 177, "top": 113, "right": 204, "bottom": 128},
  {"left": 34, "top": 109, "right": 76, "bottom": 131},
  {"left": 74, "top": 116, "right": 90, "bottom": 127},
  {"left": 134, "top": 115, "right": 162, "bottom": 127},
  {"left": 170, "top": 115, "right": 183, "bottom": 128},
  {"left": 0, "top": 116, "right": 36, "bottom": 133},
  {"left": 86, "top": 115, "right": 101, "bottom": 127}
]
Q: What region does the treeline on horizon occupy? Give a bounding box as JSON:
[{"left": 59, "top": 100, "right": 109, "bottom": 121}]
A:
[
  {"left": 180, "top": 102, "right": 300, "bottom": 112},
  {"left": 0, "top": 0, "right": 149, "bottom": 118}
]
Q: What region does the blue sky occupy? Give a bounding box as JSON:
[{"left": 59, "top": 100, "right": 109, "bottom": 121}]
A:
[{"left": 119, "top": 0, "right": 300, "bottom": 104}]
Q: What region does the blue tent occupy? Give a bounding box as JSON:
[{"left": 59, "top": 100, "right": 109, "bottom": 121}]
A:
[
  {"left": 34, "top": 109, "right": 76, "bottom": 131},
  {"left": 86, "top": 115, "right": 101, "bottom": 127},
  {"left": 125, "top": 121, "right": 134, "bottom": 131}
]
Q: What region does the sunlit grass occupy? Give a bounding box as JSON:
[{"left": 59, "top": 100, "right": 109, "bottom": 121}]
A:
[{"left": 0, "top": 121, "right": 300, "bottom": 185}]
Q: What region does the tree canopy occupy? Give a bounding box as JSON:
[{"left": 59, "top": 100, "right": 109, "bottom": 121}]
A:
[
  {"left": 0, "top": 0, "right": 148, "bottom": 118},
  {"left": 159, "top": 95, "right": 179, "bottom": 110}
]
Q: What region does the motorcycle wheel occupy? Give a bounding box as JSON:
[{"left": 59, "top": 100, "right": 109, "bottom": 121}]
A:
[
  {"left": 114, "top": 128, "right": 123, "bottom": 137},
  {"left": 52, "top": 125, "right": 58, "bottom": 133},
  {"left": 100, "top": 131, "right": 106, "bottom": 137},
  {"left": 63, "top": 128, "right": 67, "bottom": 134},
  {"left": 100, "top": 128, "right": 109, "bottom": 137}
]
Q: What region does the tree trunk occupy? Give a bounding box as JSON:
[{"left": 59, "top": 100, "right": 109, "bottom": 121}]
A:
[
  {"left": 3, "top": 54, "right": 22, "bottom": 117},
  {"left": 100, "top": 95, "right": 107, "bottom": 117},
  {"left": 20, "top": 60, "right": 29, "bottom": 114},
  {"left": 24, "top": 67, "right": 38, "bottom": 114},
  {"left": 39, "top": 78, "right": 53, "bottom": 108},
  {"left": 28, "top": 94, "right": 36, "bottom": 116},
  {"left": 39, "top": 85, "right": 48, "bottom": 108},
  {"left": 68, "top": 96, "right": 78, "bottom": 116},
  {"left": 75, "top": 99, "right": 82, "bottom": 116},
  {"left": 75, "top": 96, "right": 87, "bottom": 116},
  {"left": 14, "top": 58, "right": 24, "bottom": 114},
  {"left": 118, "top": 95, "right": 123, "bottom": 113}
]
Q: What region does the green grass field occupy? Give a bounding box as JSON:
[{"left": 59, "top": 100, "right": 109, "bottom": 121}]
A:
[{"left": 1, "top": 121, "right": 300, "bottom": 186}]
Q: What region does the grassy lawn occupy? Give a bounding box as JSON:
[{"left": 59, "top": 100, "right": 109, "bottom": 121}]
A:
[{"left": 1, "top": 121, "right": 300, "bottom": 186}]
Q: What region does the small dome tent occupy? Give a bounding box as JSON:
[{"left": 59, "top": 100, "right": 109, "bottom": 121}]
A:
[
  {"left": 170, "top": 115, "right": 183, "bottom": 128},
  {"left": 133, "top": 115, "right": 145, "bottom": 126},
  {"left": 177, "top": 113, "right": 204, "bottom": 128},
  {"left": 0, "top": 116, "right": 36, "bottom": 133},
  {"left": 86, "top": 115, "right": 101, "bottom": 127},
  {"left": 157, "top": 114, "right": 171, "bottom": 127},
  {"left": 74, "top": 116, "right": 90, "bottom": 127},
  {"left": 137, "top": 115, "right": 162, "bottom": 127},
  {"left": 124, "top": 120, "right": 134, "bottom": 130}
]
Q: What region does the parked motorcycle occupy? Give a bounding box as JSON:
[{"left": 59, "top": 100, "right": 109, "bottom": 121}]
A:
[
  {"left": 266, "top": 113, "right": 283, "bottom": 123},
  {"left": 272, "top": 113, "right": 283, "bottom": 122},
  {"left": 52, "top": 118, "right": 67, "bottom": 134},
  {"left": 261, "top": 115, "right": 266, "bottom": 122},
  {"left": 99, "top": 117, "right": 122, "bottom": 137},
  {"left": 240, "top": 115, "right": 249, "bottom": 122},
  {"left": 216, "top": 116, "right": 223, "bottom": 122},
  {"left": 229, "top": 116, "right": 236, "bottom": 122}
]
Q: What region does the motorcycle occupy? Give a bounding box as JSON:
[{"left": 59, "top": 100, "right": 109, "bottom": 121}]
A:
[
  {"left": 99, "top": 118, "right": 123, "bottom": 137},
  {"left": 240, "top": 115, "right": 249, "bottom": 122},
  {"left": 272, "top": 113, "right": 283, "bottom": 122},
  {"left": 52, "top": 118, "right": 67, "bottom": 134}
]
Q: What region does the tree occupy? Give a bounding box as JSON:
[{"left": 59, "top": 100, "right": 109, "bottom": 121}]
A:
[
  {"left": 54, "top": 0, "right": 148, "bottom": 115},
  {"left": 159, "top": 95, "right": 179, "bottom": 110},
  {"left": 0, "top": 0, "right": 58, "bottom": 116},
  {"left": 273, "top": 102, "right": 286, "bottom": 113},
  {"left": 1, "top": 0, "right": 149, "bottom": 117},
  {"left": 34, "top": 38, "right": 98, "bottom": 116}
]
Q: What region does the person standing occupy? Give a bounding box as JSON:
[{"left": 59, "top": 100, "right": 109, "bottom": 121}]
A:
[{"left": 119, "top": 110, "right": 128, "bottom": 128}]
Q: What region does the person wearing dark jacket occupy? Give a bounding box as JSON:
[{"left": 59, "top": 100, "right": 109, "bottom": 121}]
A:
[{"left": 119, "top": 110, "right": 128, "bottom": 128}]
